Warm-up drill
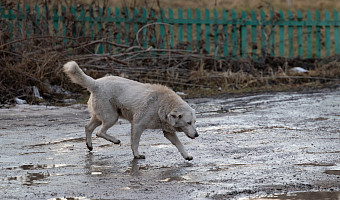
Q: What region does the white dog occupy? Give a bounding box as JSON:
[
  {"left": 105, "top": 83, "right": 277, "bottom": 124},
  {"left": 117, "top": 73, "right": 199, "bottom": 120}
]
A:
[{"left": 63, "top": 61, "right": 198, "bottom": 160}]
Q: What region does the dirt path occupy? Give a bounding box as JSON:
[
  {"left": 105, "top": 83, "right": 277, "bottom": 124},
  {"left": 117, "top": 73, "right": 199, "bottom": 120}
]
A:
[{"left": 0, "top": 88, "right": 339, "bottom": 200}]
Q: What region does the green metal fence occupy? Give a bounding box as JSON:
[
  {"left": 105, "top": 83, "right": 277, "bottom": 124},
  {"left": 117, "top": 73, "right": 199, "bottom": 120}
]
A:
[{"left": 1, "top": 3, "right": 340, "bottom": 58}]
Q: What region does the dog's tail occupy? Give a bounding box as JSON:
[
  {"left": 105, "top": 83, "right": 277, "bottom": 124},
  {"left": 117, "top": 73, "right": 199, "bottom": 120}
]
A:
[{"left": 63, "top": 61, "right": 96, "bottom": 92}]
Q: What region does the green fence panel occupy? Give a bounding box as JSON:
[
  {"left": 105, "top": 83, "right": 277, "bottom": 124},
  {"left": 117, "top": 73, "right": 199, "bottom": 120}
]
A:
[{"left": 2, "top": 5, "right": 340, "bottom": 59}]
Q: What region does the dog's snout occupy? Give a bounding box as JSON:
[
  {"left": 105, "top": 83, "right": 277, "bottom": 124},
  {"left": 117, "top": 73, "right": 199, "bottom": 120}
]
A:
[{"left": 194, "top": 131, "right": 199, "bottom": 138}]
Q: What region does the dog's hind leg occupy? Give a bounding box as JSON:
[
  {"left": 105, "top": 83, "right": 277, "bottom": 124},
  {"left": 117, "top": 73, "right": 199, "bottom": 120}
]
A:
[
  {"left": 163, "top": 131, "right": 193, "bottom": 161},
  {"left": 95, "top": 112, "right": 121, "bottom": 145},
  {"left": 85, "top": 116, "right": 101, "bottom": 151}
]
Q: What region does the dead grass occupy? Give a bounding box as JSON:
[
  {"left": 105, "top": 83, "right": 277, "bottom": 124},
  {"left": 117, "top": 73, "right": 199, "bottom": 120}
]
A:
[{"left": 0, "top": 0, "right": 339, "bottom": 105}]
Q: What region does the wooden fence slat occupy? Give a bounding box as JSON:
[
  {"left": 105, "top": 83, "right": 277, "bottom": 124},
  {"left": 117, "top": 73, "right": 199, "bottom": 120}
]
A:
[
  {"left": 187, "top": 8, "right": 193, "bottom": 50},
  {"left": 334, "top": 10, "right": 340, "bottom": 55},
  {"left": 251, "top": 10, "right": 257, "bottom": 59},
  {"left": 123, "top": 7, "right": 130, "bottom": 45},
  {"left": 231, "top": 9, "right": 238, "bottom": 57},
  {"left": 222, "top": 9, "right": 228, "bottom": 57},
  {"left": 260, "top": 10, "right": 267, "bottom": 57},
  {"left": 213, "top": 8, "right": 219, "bottom": 55},
  {"left": 204, "top": 8, "right": 210, "bottom": 54},
  {"left": 306, "top": 10, "right": 313, "bottom": 58},
  {"left": 269, "top": 10, "right": 275, "bottom": 56},
  {"left": 168, "top": 8, "right": 174, "bottom": 48},
  {"left": 115, "top": 6, "right": 122, "bottom": 48},
  {"left": 288, "top": 10, "right": 294, "bottom": 58},
  {"left": 279, "top": 10, "right": 285, "bottom": 57},
  {"left": 178, "top": 8, "right": 184, "bottom": 44},
  {"left": 142, "top": 7, "right": 148, "bottom": 48},
  {"left": 53, "top": 6, "right": 59, "bottom": 35},
  {"left": 241, "top": 11, "right": 247, "bottom": 58},
  {"left": 196, "top": 8, "right": 201, "bottom": 52},
  {"left": 315, "top": 10, "right": 321, "bottom": 58},
  {"left": 325, "top": 10, "right": 331, "bottom": 57},
  {"left": 297, "top": 10, "right": 303, "bottom": 57},
  {"left": 159, "top": 8, "right": 165, "bottom": 49}
]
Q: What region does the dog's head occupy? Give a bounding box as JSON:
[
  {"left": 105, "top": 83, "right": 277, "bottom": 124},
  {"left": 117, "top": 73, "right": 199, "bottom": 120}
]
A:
[{"left": 168, "top": 105, "right": 199, "bottom": 139}]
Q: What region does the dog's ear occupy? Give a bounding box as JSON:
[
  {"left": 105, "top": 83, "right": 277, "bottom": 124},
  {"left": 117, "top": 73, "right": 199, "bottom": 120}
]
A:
[{"left": 168, "top": 110, "right": 179, "bottom": 126}]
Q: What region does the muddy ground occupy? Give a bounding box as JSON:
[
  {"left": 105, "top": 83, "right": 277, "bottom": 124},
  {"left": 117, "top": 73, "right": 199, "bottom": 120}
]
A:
[{"left": 0, "top": 87, "right": 339, "bottom": 200}]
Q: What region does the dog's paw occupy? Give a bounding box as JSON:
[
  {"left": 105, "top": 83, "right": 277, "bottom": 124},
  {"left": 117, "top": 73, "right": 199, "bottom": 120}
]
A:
[
  {"left": 134, "top": 155, "right": 146, "bottom": 159},
  {"left": 185, "top": 156, "right": 193, "bottom": 161},
  {"left": 86, "top": 143, "right": 93, "bottom": 151},
  {"left": 114, "top": 140, "right": 121, "bottom": 145}
]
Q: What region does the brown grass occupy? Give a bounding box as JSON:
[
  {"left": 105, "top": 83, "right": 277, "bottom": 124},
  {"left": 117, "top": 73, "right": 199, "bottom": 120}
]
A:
[{"left": 1, "top": 0, "right": 340, "bottom": 106}]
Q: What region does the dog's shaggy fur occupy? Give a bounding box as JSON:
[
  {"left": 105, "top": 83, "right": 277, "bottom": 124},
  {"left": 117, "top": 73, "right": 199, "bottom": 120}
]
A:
[{"left": 63, "top": 61, "right": 198, "bottom": 160}]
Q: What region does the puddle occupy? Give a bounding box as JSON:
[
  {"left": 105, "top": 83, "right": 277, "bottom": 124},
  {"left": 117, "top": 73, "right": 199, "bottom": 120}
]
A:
[
  {"left": 8, "top": 172, "right": 50, "bottom": 186},
  {"left": 295, "top": 163, "right": 336, "bottom": 167},
  {"left": 49, "top": 197, "right": 91, "bottom": 200},
  {"left": 7, "top": 164, "right": 73, "bottom": 170},
  {"left": 255, "top": 191, "right": 340, "bottom": 200},
  {"left": 159, "top": 176, "right": 188, "bottom": 182},
  {"left": 324, "top": 170, "right": 340, "bottom": 176}
]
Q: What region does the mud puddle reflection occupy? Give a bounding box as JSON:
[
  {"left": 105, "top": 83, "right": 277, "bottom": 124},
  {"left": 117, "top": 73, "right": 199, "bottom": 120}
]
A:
[{"left": 254, "top": 191, "right": 340, "bottom": 200}]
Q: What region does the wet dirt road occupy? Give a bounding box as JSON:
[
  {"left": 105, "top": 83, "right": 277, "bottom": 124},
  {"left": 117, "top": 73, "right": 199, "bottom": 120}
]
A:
[{"left": 1, "top": 88, "right": 339, "bottom": 200}]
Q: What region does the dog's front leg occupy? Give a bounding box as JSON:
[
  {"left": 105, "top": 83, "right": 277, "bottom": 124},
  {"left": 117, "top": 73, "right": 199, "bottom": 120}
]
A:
[
  {"left": 131, "top": 124, "right": 145, "bottom": 159},
  {"left": 163, "top": 131, "right": 193, "bottom": 161}
]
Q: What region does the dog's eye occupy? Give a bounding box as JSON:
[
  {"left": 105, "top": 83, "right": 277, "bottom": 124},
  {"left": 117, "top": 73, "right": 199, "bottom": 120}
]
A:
[{"left": 187, "top": 122, "right": 192, "bottom": 125}]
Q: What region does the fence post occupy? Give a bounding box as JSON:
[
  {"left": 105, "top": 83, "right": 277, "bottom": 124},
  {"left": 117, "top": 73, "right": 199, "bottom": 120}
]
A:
[
  {"left": 334, "top": 10, "right": 340, "bottom": 55},
  {"left": 251, "top": 10, "right": 257, "bottom": 59},
  {"left": 325, "top": 10, "right": 331, "bottom": 57},
  {"left": 297, "top": 10, "right": 303, "bottom": 57},
  {"left": 306, "top": 10, "right": 313, "bottom": 58},
  {"left": 159, "top": 8, "right": 165, "bottom": 49}
]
